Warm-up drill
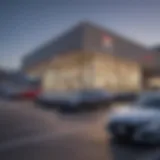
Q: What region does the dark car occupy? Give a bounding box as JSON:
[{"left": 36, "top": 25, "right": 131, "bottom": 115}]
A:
[
  {"left": 0, "top": 72, "right": 41, "bottom": 100},
  {"left": 35, "top": 91, "right": 74, "bottom": 108},
  {"left": 36, "top": 89, "right": 113, "bottom": 112},
  {"left": 0, "top": 83, "right": 41, "bottom": 100},
  {"left": 0, "top": 84, "right": 6, "bottom": 97},
  {"left": 0, "top": 83, "right": 19, "bottom": 99},
  {"left": 58, "top": 89, "right": 113, "bottom": 112},
  {"left": 79, "top": 89, "right": 113, "bottom": 106},
  {"left": 107, "top": 91, "right": 160, "bottom": 145},
  {"left": 113, "top": 92, "right": 139, "bottom": 102}
]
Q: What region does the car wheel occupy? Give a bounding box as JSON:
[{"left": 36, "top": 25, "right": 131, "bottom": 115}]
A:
[
  {"left": 112, "top": 134, "right": 132, "bottom": 144},
  {"left": 58, "top": 106, "right": 70, "bottom": 113},
  {"left": 83, "top": 103, "right": 93, "bottom": 111}
]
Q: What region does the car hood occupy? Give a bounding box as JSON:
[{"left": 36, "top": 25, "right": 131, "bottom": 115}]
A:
[{"left": 109, "top": 105, "right": 159, "bottom": 124}]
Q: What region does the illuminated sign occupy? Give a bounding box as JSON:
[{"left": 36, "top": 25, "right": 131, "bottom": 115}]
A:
[
  {"left": 143, "top": 55, "right": 153, "bottom": 61},
  {"left": 102, "top": 35, "right": 113, "bottom": 51}
]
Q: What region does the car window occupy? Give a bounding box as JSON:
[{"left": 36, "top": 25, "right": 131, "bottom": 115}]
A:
[{"left": 135, "top": 95, "right": 160, "bottom": 108}]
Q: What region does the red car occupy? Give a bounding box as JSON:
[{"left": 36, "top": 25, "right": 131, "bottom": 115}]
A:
[
  {"left": 19, "top": 88, "right": 41, "bottom": 100},
  {"left": 4, "top": 87, "right": 41, "bottom": 100}
]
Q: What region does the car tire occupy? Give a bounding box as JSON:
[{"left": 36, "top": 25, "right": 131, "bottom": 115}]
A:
[
  {"left": 58, "top": 105, "right": 70, "bottom": 113},
  {"left": 58, "top": 104, "right": 78, "bottom": 114},
  {"left": 111, "top": 134, "right": 132, "bottom": 144}
]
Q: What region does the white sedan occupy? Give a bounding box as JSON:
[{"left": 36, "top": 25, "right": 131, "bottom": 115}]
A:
[{"left": 106, "top": 91, "right": 160, "bottom": 145}]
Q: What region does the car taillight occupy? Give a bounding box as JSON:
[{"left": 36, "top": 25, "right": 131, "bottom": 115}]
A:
[{"left": 21, "top": 89, "right": 41, "bottom": 99}]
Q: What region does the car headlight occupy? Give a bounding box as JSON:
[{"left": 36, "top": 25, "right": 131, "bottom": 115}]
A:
[{"left": 111, "top": 106, "right": 131, "bottom": 114}]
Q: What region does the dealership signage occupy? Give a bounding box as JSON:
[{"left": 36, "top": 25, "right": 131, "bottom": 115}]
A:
[{"left": 102, "top": 35, "right": 113, "bottom": 52}]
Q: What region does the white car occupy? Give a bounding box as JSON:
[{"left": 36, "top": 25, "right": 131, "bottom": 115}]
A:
[{"left": 107, "top": 91, "right": 160, "bottom": 145}]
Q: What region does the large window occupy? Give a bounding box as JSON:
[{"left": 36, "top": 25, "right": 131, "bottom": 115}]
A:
[{"left": 43, "top": 70, "right": 56, "bottom": 90}]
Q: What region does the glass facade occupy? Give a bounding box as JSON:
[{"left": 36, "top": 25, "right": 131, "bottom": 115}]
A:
[{"left": 42, "top": 52, "right": 141, "bottom": 92}]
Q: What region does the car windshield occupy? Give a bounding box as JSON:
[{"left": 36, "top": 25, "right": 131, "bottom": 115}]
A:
[{"left": 134, "top": 95, "right": 160, "bottom": 108}]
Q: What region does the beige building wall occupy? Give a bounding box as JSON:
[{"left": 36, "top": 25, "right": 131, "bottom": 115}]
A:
[
  {"left": 42, "top": 51, "right": 142, "bottom": 92},
  {"left": 42, "top": 51, "right": 94, "bottom": 91},
  {"left": 24, "top": 51, "right": 142, "bottom": 92},
  {"left": 93, "top": 53, "right": 142, "bottom": 92},
  {"left": 148, "top": 77, "right": 160, "bottom": 88}
]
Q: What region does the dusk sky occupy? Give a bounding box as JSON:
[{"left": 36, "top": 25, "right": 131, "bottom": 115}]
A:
[{"left": 0, "top": 0, "right": 160, "bottom": 69}]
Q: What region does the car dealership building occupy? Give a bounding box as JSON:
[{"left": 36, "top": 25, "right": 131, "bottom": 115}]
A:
[{"left": 22, "top": 22, "right": 159, "bottom": 92}]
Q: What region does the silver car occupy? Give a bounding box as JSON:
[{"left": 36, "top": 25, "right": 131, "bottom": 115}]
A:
[{"left": 106, "top": 91, "right": 160, "bottom": 145}]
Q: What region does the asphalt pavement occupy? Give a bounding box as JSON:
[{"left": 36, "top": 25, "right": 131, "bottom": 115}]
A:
[{"left": 0, "top": 100, "right": 160, "bottom": 160}]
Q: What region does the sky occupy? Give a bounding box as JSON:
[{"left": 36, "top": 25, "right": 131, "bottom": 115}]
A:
[{"left": 0, "top": 0, "right": 160, "bottom": 69}]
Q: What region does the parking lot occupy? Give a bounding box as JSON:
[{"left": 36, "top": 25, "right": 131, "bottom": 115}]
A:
[{"left": 0, "top": 99, "right": 160, "bottom": 160}]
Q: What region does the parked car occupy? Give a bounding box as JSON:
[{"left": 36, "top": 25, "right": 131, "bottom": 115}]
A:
[
  {"left": 77, "top": 89, "right": 113, "bottom": 107},
  {"left": 56, "top": 93, "right": 82, "bottom": 112},
  {"left": 35, "top": 89, "right": 113, "bottom": 112},
  {"left": 106, "top": 91, "right": 160, "bottom": 145},
  {"left": 0, "top": 83, "right": 40, "bottom": 100},
  {"left": 0, "top": 83, "right": 19, "bottom": 99},
  {"left": 113, "top": 92, "right": 139, "bottom": 102},
  {"left": 0, "top": 84, "right": 6, "bottom": 97},
  {"left": 17, "top": 88, "right": 41, "bottom": 100},
  {"left": 35, "top": 91, "right": 73, "bottom": 107},
  {"left": 3, "top": 87, "right": 20, "bottom": 99}
]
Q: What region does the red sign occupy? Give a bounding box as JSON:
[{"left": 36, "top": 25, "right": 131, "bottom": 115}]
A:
[
  {"left": 102, "top": 35, "right": 113, "bottom": 49},
  {"left": 143, "top": 54, "right": 153, "bottom": 62},
  {"left": 103, "top": 35, "right": 112, "bottom": 42}
]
